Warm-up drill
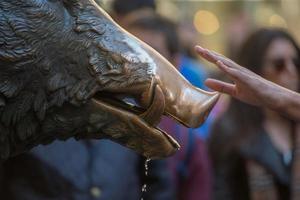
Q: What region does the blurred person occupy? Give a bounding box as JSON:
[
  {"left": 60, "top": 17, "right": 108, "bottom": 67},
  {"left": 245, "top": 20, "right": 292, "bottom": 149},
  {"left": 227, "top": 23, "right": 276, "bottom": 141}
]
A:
[
  {"left": 177, "top": 22, "right": 215, "bottom": 140},
  {"left": 178, "top": 22, "right": 205, "bottom": 60},
  {"left": 224, "top": 9, "right": 253, "bottom": 60},
  {"left": 0, "top": 139, "right": 175, "bottom": 200},
  {"left": 110, "top": 0, "right": 156, "bottom": 27},
  {"left": 195, "top": 44, "right": 300, "bottom": 122},
  {"left": 125, "top": 12, "right": 212, "bottom": 200},
  {"left": 208, "top": 28, "right": 300, "bottom": 200}
]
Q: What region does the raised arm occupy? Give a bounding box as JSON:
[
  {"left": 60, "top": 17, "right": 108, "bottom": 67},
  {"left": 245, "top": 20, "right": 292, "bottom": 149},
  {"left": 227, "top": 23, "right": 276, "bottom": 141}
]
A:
[{"left": 195, "top": 45, "right": 300, "bottom": 121}]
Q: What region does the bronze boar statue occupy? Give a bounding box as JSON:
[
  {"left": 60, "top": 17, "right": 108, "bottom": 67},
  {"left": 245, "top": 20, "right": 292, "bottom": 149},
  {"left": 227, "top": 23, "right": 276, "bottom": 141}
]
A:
[{"left": 0, "top": 0, "right": 219, "bottom": 160}]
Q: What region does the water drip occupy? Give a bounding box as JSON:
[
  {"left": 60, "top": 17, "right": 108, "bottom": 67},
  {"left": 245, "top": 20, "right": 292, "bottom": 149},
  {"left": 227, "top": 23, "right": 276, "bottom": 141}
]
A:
[{"left": 141, "top": 158, "right": 151, "bottom": 200}]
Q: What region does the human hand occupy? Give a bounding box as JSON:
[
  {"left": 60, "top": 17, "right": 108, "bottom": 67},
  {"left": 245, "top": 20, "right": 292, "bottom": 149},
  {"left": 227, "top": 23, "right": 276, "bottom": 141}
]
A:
[{"left": 195, "top": 45, "right": 284, "bottom": 108}]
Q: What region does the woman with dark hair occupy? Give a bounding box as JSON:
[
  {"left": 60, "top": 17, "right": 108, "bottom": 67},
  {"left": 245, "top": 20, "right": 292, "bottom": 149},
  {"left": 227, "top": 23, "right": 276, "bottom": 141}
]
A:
[
  {"left": 195, "top": 40, "right": 300, "bottom": 121},
  {"left": 208, "top": 28, "right": 300, "bottom": 200}
]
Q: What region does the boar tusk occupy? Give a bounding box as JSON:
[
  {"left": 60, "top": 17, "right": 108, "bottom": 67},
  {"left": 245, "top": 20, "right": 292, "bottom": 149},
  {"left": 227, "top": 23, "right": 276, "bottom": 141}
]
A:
[{"left": 140, "top": 84, "right": 165, "bottom": 126}]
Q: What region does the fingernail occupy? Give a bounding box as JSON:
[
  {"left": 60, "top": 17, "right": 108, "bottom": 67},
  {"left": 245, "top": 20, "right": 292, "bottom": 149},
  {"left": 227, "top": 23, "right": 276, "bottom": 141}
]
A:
[
  {"left": 195, "top": 45, "right": 203, "bottom": 51},
  {"left": 216, "top": 60, "right": 223, "bottom": 66},
  {"left": 218, "top": 60, "right": 225, "bottom": 64},
  {"left": 217, "top": 61, "right": 228, "bottom": 69}
]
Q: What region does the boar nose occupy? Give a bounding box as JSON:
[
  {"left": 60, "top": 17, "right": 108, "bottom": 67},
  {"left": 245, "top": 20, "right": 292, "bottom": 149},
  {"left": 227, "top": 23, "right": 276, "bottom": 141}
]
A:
[{"left": 143, "top": 44, "right": 219, "bottom": 128}]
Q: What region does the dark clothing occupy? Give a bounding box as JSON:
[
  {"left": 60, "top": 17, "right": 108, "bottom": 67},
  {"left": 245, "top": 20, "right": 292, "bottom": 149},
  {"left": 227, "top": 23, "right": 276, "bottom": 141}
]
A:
[
  {"left": 160, "top": 117, "right": 212, "bottom": 200},
  {"left": 0, "top": 139, "right": 174, "bottom": 200},
  {"left": 210, "top": 128, "right": 291, "bottom": 200}
]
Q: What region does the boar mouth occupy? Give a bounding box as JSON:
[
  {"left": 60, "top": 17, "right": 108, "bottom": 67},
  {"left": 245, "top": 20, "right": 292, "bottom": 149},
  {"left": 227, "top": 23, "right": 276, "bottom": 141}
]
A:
[{"left": 91, "top": 82, "right": 180, "bottom": 159}]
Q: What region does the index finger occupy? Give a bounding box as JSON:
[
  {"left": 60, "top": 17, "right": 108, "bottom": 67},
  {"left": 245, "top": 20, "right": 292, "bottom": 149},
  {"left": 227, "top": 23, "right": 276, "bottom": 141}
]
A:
[
  {"left": 194, "top": 46, "right": 218, "bottom": 63},
  {"left": 195, "top": 46, "right": 236, "bottom": 69},
  {"left": 195, "top": 46, "right": 256, "bottom": 76}
]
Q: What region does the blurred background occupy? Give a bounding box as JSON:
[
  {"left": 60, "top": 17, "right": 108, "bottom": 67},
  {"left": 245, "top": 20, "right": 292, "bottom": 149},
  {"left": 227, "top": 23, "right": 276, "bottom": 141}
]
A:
[
  {"left": 1, "top": 1, "right": 299, "bottom": 200},
  {"left": 100, "top": 0, "right": 300, "bottom": 72},
  {"left": 96, "top": 1, "right": 300, "bottom": 200}
]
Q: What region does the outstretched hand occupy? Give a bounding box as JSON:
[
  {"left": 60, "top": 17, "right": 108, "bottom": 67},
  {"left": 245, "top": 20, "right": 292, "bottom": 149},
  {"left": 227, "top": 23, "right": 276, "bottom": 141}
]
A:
[
  {"left": 195, "top": 45, "right": 294, "bottom": 108},
  {"left": 195, "top": 45, "right": 300, "bottom": 121}
]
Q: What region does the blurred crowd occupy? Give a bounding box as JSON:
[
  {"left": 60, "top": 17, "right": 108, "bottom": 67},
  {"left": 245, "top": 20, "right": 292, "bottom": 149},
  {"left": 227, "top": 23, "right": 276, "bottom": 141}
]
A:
[{"left": 1, "top": 0, "right": 300, "bottom": 200}]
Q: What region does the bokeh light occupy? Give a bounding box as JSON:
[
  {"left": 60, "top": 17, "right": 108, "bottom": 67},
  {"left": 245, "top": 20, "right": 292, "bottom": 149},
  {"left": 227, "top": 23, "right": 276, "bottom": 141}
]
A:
[
  {"left": 193, "top": 10, "right": 220, "bottom": 35},
  {"left": 269, "top": 14, "right": 287, "bottom": 28}
]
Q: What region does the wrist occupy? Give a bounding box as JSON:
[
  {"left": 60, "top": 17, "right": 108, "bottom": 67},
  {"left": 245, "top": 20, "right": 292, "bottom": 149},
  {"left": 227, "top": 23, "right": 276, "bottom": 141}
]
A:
[
  {"left": 264, "top": 82, "right": 287, "bottom": 111},
  {"left": 269, "top": 85, "right": 299, "bottom": 115}
]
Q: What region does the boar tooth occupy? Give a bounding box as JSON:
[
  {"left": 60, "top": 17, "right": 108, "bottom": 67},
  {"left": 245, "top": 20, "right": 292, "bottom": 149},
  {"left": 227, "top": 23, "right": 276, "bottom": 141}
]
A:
[{"left": 140, "top": 84, "right": 165, "bottom": 126}]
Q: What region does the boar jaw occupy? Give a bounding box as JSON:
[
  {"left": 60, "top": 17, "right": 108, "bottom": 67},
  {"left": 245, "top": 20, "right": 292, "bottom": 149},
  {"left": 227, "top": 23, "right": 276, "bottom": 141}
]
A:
[{"left": 91, "top": 80, "right": 180, "bottom": 159}]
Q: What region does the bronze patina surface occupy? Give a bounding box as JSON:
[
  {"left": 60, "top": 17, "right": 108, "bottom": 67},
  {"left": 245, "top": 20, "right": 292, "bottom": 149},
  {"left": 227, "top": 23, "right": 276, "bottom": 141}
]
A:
[{"left": 0, "top": 0, "right": 219, "bottom": 159}]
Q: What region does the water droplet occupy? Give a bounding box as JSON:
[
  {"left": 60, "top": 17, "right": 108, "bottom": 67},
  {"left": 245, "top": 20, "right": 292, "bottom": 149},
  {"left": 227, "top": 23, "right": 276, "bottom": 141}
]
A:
[
  {"left": 141, "top": 158, "right": 151, "bottom": 200},
  {"left": 142, "top": 184, "right": 147, "bottom": 192},
  {"left": 145, "top": 158, "right": 151, "bottom": 176}
]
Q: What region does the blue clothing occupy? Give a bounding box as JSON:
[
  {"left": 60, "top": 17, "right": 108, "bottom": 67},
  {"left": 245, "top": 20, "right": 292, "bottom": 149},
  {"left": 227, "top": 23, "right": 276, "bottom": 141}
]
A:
[
  {"left": 0, "top": 139, "right": 174, "bottom": 200},
  {"left": 179, "top": 55, "right": 213, "bottom": 139},
  {"left": 179, "top": 55, "right": 207, "bottom": 90}
]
